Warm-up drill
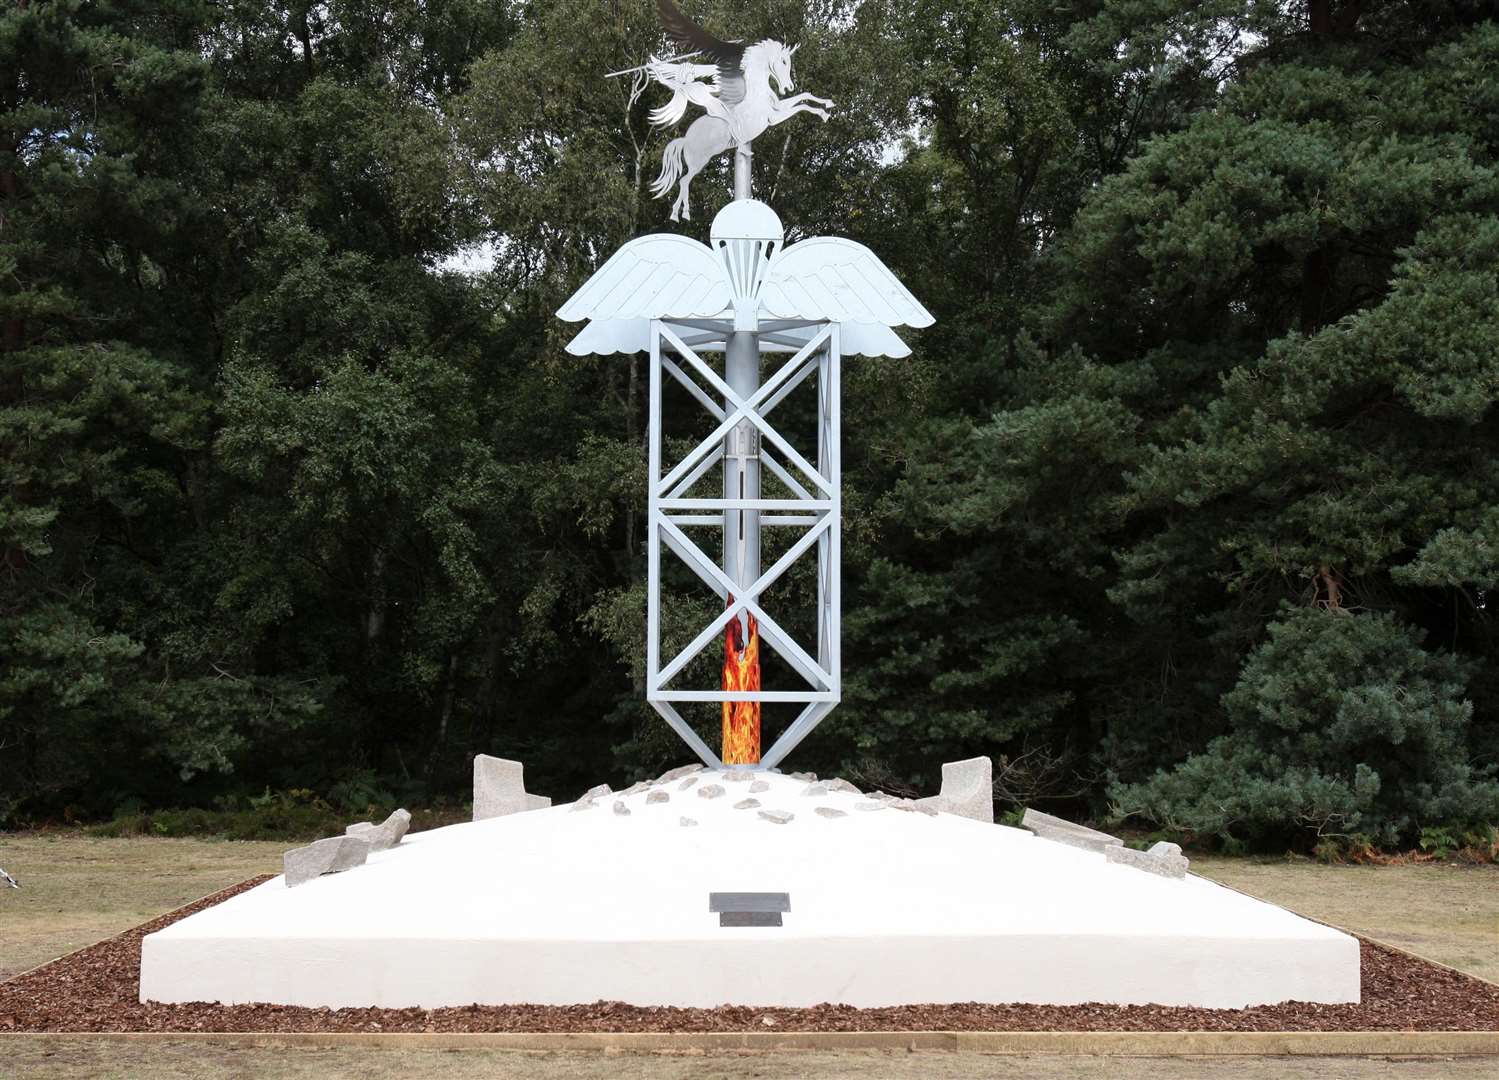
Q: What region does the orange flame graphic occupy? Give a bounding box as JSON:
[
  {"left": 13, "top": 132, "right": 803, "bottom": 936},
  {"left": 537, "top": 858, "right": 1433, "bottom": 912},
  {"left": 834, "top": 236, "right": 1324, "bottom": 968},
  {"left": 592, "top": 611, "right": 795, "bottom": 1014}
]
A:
[{"left": 721, "top": 601, "right": 761, "bottom": 764}]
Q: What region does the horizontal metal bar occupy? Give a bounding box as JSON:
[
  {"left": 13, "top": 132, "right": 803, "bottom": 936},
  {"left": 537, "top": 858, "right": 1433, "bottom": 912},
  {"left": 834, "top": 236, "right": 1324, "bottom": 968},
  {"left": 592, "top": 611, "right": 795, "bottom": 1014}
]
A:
[
  {"left": 761, "top": 515, "right": 819, "bottom": 526},
  {"left": 663, "top": 514, "right": 724, "bottom": 526},
  {"left": 651, "top": 690, "right": 839, "bottom": 703},
  {"left": 659, "top": 498, "right": 831, "bottom": 511}
]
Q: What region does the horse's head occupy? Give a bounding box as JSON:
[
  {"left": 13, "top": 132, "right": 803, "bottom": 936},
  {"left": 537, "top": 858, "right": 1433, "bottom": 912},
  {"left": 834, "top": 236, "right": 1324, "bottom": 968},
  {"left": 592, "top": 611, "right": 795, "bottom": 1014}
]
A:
[{"left": 765, "top": 40, "right": 798, "bottom": 94}]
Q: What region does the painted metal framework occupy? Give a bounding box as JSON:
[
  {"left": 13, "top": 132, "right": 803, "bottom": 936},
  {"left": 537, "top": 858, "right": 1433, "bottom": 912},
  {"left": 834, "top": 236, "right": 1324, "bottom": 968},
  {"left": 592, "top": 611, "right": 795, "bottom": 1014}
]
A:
[{"left": 646, "top": 315, "right": 840, "bottom": 770}]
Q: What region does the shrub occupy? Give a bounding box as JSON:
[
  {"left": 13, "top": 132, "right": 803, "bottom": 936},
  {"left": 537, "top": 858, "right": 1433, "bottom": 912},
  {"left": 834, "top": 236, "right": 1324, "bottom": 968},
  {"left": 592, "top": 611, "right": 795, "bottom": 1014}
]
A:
[{"left": 1111, "top": 606, "right": 1499, "bottom": 848}]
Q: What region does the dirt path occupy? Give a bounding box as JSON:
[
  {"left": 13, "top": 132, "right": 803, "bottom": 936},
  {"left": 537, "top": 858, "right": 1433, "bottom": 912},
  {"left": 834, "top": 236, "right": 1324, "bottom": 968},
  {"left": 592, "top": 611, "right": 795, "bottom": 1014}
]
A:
[{"left": 3, "top": 1041, "right": 1499, "bottom": 1080}]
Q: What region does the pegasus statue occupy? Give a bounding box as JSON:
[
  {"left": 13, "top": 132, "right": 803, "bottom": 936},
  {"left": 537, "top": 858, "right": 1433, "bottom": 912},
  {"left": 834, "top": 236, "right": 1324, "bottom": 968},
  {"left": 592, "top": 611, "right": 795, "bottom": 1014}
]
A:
[{"left": 640, "top": 0, "right": 834, "bottom": 221}]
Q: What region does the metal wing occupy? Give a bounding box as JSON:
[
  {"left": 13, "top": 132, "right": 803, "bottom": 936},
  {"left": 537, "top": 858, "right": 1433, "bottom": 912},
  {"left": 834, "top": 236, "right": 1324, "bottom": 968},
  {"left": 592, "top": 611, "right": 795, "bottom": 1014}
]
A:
[
  {"left": 760, "top": 238, "right": 936, "bottom": 327},
  {"left": 556, "top": 235, "right": 729, "bottom": 322},
  {"left": 658, "top": 0, "right": 746, "bottom": 106}
]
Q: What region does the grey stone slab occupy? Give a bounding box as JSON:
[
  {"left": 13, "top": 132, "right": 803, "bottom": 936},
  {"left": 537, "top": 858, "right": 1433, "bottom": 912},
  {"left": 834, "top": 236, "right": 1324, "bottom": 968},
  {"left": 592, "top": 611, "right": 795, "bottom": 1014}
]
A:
[
  {"left": 344, "top": 808, "right": 410, "bottom": 852},
  {"left": 656, "top": 764, "right": 702, "bottom": 783},
  {"left": 678, "top": 776, "right": 700, "bottom": 791},
  {"left": 938, "top": 757, "right": 994, "bottom": 823},
  {"left": 733, "top": 798, "right": 761, "bottom": 810},
  {"left": 612, "top": 800, "right": 631, "bottom": 816},
  {"left": 709, "top": 891, "right": 791, "bottom": 913},
  {"left": 697, "top": 783, "right": 725, "bottom": 799},
  {"left": 1106, "top": 842, "right": 1189, "bottom": 879},
  {"left": 814, "top": 806, "right": 847, "bottom": 819},
  {"left": 646, "top": 789, "right": 670, "bottom": 804},
  {"left": 1021, "top": 808, "right": 1123, "bottom": 853},
  {"left": 679, "top": 816, "right": 698, "bottom": 827},
  {"left": 473, "top": 756, "right": 549, "bottom": 821},
  {"left": 749, "top": 780, "right": 770, "bottom": 793},
  {"left": 758, "top": 809, "right": 794, "bottom": 824},
  {"left": 720, "top": 911, "right": 782, "bottom": 927},
  {"left": 284, "top": 835, "right": 370, "bottom": 888}
]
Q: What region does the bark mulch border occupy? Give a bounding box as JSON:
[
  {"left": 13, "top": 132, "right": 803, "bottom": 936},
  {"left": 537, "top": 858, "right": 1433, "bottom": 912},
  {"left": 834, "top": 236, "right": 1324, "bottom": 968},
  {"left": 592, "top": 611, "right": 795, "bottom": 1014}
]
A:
[{"left": 2, "top": 875, "right": 1497, "bottom": 1056}]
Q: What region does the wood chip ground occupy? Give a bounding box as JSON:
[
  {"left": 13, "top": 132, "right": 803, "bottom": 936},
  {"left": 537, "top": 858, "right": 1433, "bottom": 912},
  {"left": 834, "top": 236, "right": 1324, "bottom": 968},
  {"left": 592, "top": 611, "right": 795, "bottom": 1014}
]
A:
[{"left": 2, "top": 877, "right": 1495, "bottom": 1033}]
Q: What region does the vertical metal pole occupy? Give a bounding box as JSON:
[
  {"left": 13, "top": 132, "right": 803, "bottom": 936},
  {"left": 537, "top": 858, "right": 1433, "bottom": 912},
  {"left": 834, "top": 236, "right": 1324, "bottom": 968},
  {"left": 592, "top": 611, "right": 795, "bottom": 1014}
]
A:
[
  {"left": 722, "top": 141, "right": 761, "bottom": 762},
  {"left": 647, "top": 323, "right": 663, "bottom": 696},
  {"left": 828, "top": 324, "right": 841, "bottom": 696}
]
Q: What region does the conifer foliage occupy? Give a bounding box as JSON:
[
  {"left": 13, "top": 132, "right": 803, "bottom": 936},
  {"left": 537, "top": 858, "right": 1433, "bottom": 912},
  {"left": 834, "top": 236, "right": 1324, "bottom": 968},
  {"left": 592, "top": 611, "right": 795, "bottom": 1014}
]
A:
[{"left": 2, "top": 1, "right": 1496, "bottom": 848}]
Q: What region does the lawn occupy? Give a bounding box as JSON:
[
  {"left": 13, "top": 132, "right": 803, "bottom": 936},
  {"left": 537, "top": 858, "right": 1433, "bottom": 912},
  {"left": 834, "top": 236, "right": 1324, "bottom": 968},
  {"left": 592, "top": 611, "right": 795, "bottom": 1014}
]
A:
[{"left": 1, "top": 832, "right": 1496, "bottom": 1078}]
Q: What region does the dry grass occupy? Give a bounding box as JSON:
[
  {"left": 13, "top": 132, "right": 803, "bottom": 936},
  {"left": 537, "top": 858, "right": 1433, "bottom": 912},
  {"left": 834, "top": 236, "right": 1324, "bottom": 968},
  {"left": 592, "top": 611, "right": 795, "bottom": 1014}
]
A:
[
  {"left": 0, "top": 832, "right": 284, "bottom": 982},
  {"left": 1, "top": 833, "right": 1497, "bottom": 1078},
  {"left": 1195, "top": 855, "right": 1499, "bottom": 984}
]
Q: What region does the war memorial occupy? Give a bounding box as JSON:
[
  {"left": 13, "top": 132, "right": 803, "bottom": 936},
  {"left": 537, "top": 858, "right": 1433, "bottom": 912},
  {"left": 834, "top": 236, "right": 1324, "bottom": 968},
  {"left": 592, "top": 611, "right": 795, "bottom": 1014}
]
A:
[{"left": 136, "top": 0, "right": 1360, "bottom": 1014}]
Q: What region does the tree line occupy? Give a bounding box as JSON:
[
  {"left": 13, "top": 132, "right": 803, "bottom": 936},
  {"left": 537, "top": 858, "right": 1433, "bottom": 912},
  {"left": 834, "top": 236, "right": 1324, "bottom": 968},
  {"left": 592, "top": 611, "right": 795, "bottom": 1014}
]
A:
[{"left": 4, "top": 0, "right": 1497, "bottom": 850}]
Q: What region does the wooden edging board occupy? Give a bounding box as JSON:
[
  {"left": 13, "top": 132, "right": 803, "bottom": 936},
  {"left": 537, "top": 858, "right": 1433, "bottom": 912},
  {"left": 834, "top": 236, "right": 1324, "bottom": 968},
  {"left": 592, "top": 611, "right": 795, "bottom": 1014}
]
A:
[{"left": 3, "top": 1030, "right": 1499, "bottom": 1055}]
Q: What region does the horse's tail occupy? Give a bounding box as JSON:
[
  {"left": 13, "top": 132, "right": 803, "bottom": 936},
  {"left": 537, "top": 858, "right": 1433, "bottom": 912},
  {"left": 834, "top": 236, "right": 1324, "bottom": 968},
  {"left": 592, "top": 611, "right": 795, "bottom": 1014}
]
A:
[{"left": 651, "top": 138, "right": 687, "bottom": 197}]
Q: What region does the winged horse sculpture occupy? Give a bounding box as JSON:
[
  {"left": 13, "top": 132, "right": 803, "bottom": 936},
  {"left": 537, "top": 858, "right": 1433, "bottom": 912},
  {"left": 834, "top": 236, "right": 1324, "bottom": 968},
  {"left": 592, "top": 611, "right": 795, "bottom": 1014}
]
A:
[{"left": 643, "top": 0, "right": 834, "bottom": 221}]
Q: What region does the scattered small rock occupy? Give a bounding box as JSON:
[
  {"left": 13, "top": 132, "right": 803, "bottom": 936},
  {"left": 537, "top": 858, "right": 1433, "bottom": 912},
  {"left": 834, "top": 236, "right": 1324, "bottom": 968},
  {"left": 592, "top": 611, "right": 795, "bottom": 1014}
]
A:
[
  {"left": 613, "top": 801, "right": 631, "bottom": 816},
  {"left": 570, "top": 799, "right": 596, "bottom": 812},
  {"left": 697, "top": 784, "right": 725, "bottom": 799},
  {"left": 580, "top": 783, "right": 612, "bottom": 801},
  {"left": 749, "top": 780, "right": 770, "bottom": 793},
  {"left": 734, "top": 798, "right": 761, "bottom": 810},
  {"left": 826, "top": 778, "right": 860, "bottom": 794},
  {"left": 722, "top": 769, "right": 755, "bottom": 783},
  {"left": 657, "top": 764, "right": 702, "bottom": 783},
  {"left": 801, "top": 782, "right": 829, "bottom": 797},
  {"left": 678, "top": 776, "right": 700, "bottom": 791},
  {"left": 679, "top": 816, "right": 698, "bottom": 827},
  {"left": 646, "top": 790, "right": 670, "bottom": 804},
  {"left": 757, "top": 809, "right": 794, "bottom": 824},
  {"left": 814, "top": 807, "right": 847, "bottom": 819},
  {"left": 789, "top": 771, "right": 817, "bottom": 782}
]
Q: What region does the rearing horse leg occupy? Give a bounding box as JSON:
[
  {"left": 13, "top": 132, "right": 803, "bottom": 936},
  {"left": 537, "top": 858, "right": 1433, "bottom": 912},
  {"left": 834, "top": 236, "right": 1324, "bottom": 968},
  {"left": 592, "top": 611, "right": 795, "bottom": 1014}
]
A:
[{"left": 671, "top": 116, "right": 733, "bottom": 221}]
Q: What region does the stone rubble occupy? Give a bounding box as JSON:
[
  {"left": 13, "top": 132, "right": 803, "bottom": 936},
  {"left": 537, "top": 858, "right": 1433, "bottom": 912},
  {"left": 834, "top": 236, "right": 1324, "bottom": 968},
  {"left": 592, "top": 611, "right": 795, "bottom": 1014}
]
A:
[
  {"left": 814, "top": 806, "right": 847, "bottom": 819},
  {"left": 1106, "top": 840, "right": 1190, "bottom": 879},
  {"left": 656, "top": 764, "right": 702, "bottom": 783},
  {"left": 721, "top": 769, "right": 756, "bottom": 783},
  {"left": 471, "top": 755, "right": 552, "bottom": 821},
  {"left": 646, "top": 790, "right": 670, "bottom": 804},
  {"left": 758, "top": 809, "right": 794, "bottom": 824},
  {"left": 801, "top": 782, "right": 829, "bottom": 797},
  {"left": 826, "top": 778, "right": 861, "bottom": 794},
  {"left": 1021, "top": 808, "right": 1124, "bottom": 854},
  {"left": 678, "top": 776, "right": 700, "bottom": 791},
  {"left": 749, "top": 780, "right": 770, "bottom": 793},
  {"left": 697, "top": 784, "right": 725, "bottom": 799},
  {"left": 613, "top": 800, "right": 631, "bottom": 816},
  {"left": 678, "top": 816, "right": 698, "bottom": 827},
  {"left": 344, "top": 808, "right": 411, "bottom": 852},
  {"left": 913, "top": 757, "right": 993, "bottom": 823},
  {"left": 733, "top": 798, "right": 761, "bottom": 810},
  {"left": 283, "top": 835, "right": 371, "bottom": 888}
]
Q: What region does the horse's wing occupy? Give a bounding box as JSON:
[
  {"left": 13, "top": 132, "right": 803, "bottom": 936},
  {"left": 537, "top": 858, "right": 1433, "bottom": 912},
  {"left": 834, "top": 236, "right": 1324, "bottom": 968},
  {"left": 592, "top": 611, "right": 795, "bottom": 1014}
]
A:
[
  {"left": 762, "top": 238, "right": 935, "bottom": 327},
  {"left": 558, "top": 235, "right": 728, "bottom": 322},
  {"left": 658, "top": 0, "right": 745, "bottom": 106}
]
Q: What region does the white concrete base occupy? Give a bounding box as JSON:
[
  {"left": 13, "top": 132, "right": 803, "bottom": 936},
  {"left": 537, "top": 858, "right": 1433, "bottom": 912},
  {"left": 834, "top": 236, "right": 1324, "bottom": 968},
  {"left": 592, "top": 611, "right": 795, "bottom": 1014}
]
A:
[{"left": 140, "top": 771, "right": 1359, "bottom": 1010}]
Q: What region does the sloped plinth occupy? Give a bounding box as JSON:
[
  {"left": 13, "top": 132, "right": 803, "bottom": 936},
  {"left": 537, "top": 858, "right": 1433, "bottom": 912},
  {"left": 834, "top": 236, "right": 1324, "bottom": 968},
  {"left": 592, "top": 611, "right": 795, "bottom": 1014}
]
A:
[{"left": 140, "top": 772, "right": 1358, "bottom": 1010}]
